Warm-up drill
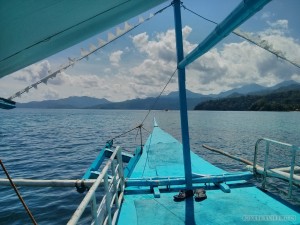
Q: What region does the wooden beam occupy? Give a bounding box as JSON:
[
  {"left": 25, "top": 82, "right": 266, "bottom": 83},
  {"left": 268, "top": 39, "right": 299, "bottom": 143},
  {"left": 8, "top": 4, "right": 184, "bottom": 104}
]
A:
[{"left": 202, "top": 144, "right": 253, "bottom": 166}]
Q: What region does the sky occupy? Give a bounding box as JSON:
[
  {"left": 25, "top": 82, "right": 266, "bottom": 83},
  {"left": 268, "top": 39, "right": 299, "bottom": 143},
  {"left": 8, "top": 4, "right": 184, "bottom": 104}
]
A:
[{"left": 1, "top": 0, "right": 300, "bottom": 103}]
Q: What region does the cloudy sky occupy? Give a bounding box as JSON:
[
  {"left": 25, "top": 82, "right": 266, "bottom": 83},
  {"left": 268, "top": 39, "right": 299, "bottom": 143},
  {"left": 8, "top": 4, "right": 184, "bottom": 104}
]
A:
[{"left": 1, "top": 0, "right": 300, "bottom": 103}]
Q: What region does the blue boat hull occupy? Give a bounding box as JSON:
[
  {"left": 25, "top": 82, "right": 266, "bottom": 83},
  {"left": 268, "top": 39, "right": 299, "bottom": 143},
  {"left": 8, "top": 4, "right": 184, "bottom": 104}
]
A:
[{"left": 117, "top": 124, "right": 299, "bottom": 225}]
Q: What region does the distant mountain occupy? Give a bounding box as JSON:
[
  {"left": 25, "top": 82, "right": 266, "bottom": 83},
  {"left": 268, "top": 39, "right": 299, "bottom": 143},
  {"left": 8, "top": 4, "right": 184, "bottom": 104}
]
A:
[
  {"left": 91, "top": 90, "right": 211, "bottom": 110},
  {"left": 269, "top": 80, "right": 299, "bottom": 90},
  {"left": 165, "top": 89, "right": 206, "bottom": 99},
  {"left": 195, "top": 85, "right": 300, "bottom": 111},
  {"left": 211, "top": 80, "right": 300, "bottom": 98},
  {"left": 215, "top": 83, "right": 267, "bottom": 98},
  {"left": 16, "top": 90, "right": 209, "bottom": 110},
  {"left": 15, "top": 80, "right": 300, "bottom": 110},
  {"left": 17, "top": 96, "right": 110, "bottom": 109}
]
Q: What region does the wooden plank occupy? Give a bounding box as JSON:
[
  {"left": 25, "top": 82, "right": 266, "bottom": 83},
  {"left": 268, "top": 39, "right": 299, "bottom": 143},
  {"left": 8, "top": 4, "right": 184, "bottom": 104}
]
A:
[
  {"left": 202, "top": 144, "right": 253, "bottom": 166},
  {"left": 246, "top": 166, "right": 300, "bottom": 185},
  {"left": 126, "top": 172, "right": 253, "bottom": 187},
  {"left": 214, "top": 182, "right": 231, "bottom": 193}
]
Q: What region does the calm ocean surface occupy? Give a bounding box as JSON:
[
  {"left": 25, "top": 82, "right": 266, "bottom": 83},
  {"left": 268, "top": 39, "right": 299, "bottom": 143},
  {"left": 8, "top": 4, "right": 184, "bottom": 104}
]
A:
[{"left": 0, "top": 109, "right": 299, "bottom": 224}]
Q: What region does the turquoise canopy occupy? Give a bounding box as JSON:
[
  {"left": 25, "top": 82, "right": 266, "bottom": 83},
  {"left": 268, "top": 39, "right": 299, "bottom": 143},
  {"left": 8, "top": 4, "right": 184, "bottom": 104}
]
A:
[{"left": 0, "top": 0, "right": 167, "bottom": 79}]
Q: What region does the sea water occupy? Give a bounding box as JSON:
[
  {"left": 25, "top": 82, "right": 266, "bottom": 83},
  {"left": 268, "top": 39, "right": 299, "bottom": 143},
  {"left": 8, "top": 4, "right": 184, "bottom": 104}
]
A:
[{"left": 0, "top": 109, "right": 299, "bottom": 224}]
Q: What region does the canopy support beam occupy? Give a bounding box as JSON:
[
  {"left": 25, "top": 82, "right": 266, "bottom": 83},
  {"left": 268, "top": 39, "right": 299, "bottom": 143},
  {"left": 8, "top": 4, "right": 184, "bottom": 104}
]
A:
[
  {"left": 178, "top": 0, "right": 272, "bottom": 69},
  {"left": 173, "top": 0, "right": 193, "bottom": 190}
]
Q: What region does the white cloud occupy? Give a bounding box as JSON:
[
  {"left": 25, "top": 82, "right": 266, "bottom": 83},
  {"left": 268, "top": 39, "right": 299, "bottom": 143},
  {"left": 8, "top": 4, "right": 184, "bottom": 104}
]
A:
[
  {"left": 261, "top": 12, "right": 272, "bottom": 20},
  {"left": 45, "top": 72, "right": 71, "bottom": 86},
  {"left": 5, "top": 20, "right": 300, "bottom": 102},
  {"left": 130, "top": 26, "right": 194, "bottom": 88},
  {"left": 267, "top": 19, "right": 289, "bottom": 30},
  {"left": 130, "top": 23, "right": 300, "bottom": 95},
  {"left": 109, "top": 50, "right": 123, "bottom": 66},
  {"left": 42, "top": 88, "right": 60, "bottom": 100},
  {"left": 76, "top": 74, "right": 102, "bottom": 88},
  {"left": 11, "top": 60, "right": 110, "bottom": 90},
  {"left": 13, "top": 60, "right": 51, "bottom": 83},
  {"left": 132, "top": 32, "right": 149, "bottom": 50},
  {"left": 104, "top": 68, "right": 111, "bottom": 73},
  {"left": 132, "top": 26, "right": 193, "bottom": 63}
]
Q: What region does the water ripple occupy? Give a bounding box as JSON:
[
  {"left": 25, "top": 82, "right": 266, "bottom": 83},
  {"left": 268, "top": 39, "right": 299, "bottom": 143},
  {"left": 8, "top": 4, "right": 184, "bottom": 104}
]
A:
[{"left": 0, "top": 109, "right": 299, "bottom": 224}]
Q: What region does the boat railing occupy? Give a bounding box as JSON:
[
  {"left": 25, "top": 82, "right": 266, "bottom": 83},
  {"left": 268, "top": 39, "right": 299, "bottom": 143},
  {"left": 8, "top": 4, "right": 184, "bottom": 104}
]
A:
[
  {"left": 67, "top": 146, "right": 125, "bottom": 225},
  {"left": 253, "top": 138, "right": 300, "bottom": 197}
]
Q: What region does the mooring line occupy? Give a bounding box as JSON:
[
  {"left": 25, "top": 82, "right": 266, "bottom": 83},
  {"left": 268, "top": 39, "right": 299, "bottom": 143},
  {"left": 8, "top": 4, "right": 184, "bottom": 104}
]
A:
[{"left": 141, "top": 68, "right": 178, "bottom": 125}]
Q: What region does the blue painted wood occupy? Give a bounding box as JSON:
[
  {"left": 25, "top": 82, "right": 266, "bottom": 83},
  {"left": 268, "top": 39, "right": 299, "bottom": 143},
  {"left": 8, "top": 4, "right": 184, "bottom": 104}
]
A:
[
  {"left": 82, "top": 146, "right": 141, "bottom": 180},
  {"left": 124, "top": 146, "right": 143, "bottom": 178},
  {"left": 117, "top": 123, "right": 300, "bottom": 225},
  {"left": 214, "top": 182, "right": 231, "bottom": 193},
  {"left": 82, "top": 149, "right": 106, "bottom": 179},
  {"left": 125, "top": 172, "right": 253, "bottom": 187},
  {"left": 116, "top": 0, "right": 300, "bottom": 223},
  {"left": 178, "top": 0, "right": 272, "bottom": 69},
  {"left": 119, "top": 187, "right": 300, "bottom": 225},
  {"left": 130, "top": 124, "right": 226, "bottom": 179},
  {"left": 104, "top": 149, "right": 133, "bottom": 163},
  {"left": 173, "top": 0, "right": 193, "bottom": 190},
  {"left": 153, "top": 187, "right": 160, "bottom": 198}
]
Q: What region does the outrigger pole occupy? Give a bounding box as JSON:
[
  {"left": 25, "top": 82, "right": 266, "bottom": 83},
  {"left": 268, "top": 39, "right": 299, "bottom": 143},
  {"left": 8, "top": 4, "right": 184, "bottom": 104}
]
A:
[{"left": 172, "top": 0, "right": 272, "bottom": 191}]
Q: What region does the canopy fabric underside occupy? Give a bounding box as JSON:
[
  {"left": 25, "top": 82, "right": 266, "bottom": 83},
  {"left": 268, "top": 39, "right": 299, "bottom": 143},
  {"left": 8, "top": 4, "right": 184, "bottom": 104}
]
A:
[{"left": 0, "top": 0, "right": 167, "bottom": 78}]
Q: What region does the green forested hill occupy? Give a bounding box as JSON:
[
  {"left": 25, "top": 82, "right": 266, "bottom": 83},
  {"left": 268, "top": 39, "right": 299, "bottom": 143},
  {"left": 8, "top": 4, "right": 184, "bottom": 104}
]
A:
[{"left": 194, "top": 90, "right": 300, "bottom": 111}]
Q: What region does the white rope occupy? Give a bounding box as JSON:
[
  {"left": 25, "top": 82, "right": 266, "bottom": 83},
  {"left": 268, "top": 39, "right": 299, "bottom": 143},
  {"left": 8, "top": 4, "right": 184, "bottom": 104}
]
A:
[{"left": 233, "top": 28, "right": 300, "bottom": 70}]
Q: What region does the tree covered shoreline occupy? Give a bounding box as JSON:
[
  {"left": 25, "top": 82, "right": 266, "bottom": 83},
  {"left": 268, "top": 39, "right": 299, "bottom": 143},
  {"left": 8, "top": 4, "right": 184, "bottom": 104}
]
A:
[{"left": 194, "top": 90, "right": 300, "bottom": 111}]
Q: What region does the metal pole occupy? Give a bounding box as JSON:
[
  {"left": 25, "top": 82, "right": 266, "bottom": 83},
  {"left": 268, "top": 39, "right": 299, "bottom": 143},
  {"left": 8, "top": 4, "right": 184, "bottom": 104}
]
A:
[
  {"left": 288, "top": 146, "right": 297, "bottom": 198},
  {"left": 0, "top": 178, "right": 97, "bottom": 187},
  {"left": 91, "top": 194, "right": 99, "bottom": 225},
  {"left": 173, "top": 0, "right": 193, "bottom": 190},
  {"left": 178, "top": 0, "right": 272, "bottom": 69},
  {"left": 262, "top": 141, "right": 270, "bottom": 189},
  {"left": 68, "top": 146, "right": 120, "bottom": 225},
  {"left": 104, "top": 172, "right": 112, "bottom": 225},
  {"left": 139, "top": 125, "right": 143, "bottom": 153}
]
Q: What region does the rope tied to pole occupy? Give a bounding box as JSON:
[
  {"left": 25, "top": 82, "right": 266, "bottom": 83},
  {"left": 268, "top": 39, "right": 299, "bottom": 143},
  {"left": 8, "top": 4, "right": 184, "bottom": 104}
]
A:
[
  {"left": 108, "top": 67, "right": 177, "bottom": 147},
  {"left": 108, "top": 124, "right": 143, "bottom": 142},
  {"left": 75, "top": 179, "right": 87, "bottom": 193}
]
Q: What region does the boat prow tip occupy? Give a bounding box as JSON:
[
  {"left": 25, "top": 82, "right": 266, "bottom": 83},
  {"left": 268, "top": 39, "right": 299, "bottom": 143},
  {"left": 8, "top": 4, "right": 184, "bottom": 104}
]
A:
[{"left": 154, "top": 118, "right": 158, "bottom": 127}]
